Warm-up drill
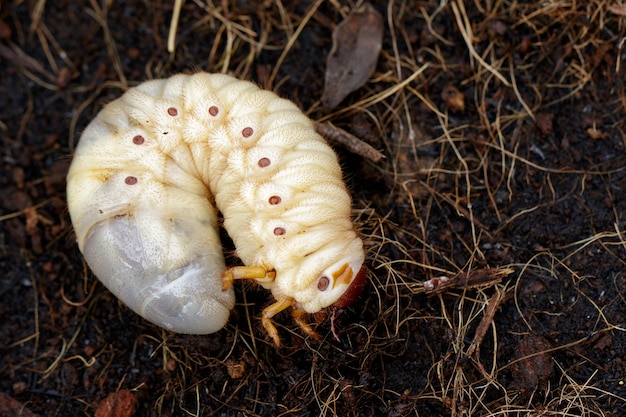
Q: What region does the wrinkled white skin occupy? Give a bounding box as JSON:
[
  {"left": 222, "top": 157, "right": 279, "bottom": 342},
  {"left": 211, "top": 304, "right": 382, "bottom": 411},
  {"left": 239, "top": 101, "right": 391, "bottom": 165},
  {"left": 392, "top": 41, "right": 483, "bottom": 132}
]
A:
[{"left": 67, "top": 73, "right": 364, "bottom": 334}]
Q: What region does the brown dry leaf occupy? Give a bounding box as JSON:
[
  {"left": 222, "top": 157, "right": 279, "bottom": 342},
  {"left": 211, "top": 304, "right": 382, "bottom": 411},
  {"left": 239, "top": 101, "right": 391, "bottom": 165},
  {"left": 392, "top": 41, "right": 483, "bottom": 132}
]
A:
[
  {"left": 323, "top": 3, "right": 383, "bottom": 109},
  {"left": 95, "top": 390, "right": 137, "bottom": 417},
  {"left": 226, "top": 358, "right": 246, "bottom": 379},
  {"left": 513, "top": 335, "right": 554, "bottom": 391},
  {"left": 441, "top": 84, "right": 465, "bottom": 112},
  {"left": 536, "top": 112, "right": 554, "bottom": 135},
  {"left": 24, "top": 207, "right": 39, "bottom": 235}
]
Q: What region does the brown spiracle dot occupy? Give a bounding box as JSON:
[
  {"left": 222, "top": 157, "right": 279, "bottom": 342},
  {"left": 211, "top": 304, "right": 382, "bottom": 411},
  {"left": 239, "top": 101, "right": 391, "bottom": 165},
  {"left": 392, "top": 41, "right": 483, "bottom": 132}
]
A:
[
  {"left": 268, "top": 195, "right": 281, "bottom": 205},
  {"left": 167, "top": 107, "right": 178, "bottom": 116},
  {"left": 242, "top": 127, "right": 254, "bottom": 138},
  {"left": 317, "top": 276, "right": 330, "bottom": 291},
  {"left": 258, "top": 157, "right": 271, "bottom": 168},
  {"left": 273, "top": 227, "right": 286, "bottom": 236},
  {"left": 125, "top": 176, "right": 138, "bottom": 185},
  {"left": 208, "top": 106, "right": 219, "bottom": 116},
  {"left": 132, "top": 135, "right": 145, "bottom": 145}
]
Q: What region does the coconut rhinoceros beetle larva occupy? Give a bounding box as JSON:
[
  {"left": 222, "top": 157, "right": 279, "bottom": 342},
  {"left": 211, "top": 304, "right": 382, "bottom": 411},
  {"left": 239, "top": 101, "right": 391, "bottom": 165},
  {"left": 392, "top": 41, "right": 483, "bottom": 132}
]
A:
[{"left": 67, "top": 72, "right": 366, "bottom": 345}]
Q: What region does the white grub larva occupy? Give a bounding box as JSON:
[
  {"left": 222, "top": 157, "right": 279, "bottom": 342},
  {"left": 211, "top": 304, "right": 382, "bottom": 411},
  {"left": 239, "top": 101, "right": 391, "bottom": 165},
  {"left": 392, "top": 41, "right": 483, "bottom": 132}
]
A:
[{"left": 67, "top": 72, "right": 366, "bottom": 345}]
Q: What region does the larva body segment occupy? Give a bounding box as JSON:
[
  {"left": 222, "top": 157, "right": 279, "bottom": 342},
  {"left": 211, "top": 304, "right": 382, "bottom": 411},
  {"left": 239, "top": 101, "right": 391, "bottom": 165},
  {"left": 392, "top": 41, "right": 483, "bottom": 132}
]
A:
[
  {"left": 67, "top": 73, "right": 365, "bottom": 343},
  {"left": 68, "top": 75, "right": 235, "bottom": 334}
]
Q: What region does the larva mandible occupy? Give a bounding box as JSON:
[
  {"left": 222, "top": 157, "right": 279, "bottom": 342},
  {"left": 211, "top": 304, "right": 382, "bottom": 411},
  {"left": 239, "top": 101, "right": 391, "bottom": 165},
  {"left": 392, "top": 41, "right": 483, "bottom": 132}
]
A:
[{"left": 67, "top": 72, "right": 366, "bottom": 345}]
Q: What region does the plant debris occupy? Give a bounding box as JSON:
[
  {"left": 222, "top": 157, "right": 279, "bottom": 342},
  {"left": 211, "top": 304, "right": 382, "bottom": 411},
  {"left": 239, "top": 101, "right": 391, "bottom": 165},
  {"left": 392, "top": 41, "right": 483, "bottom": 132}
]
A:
[
  {"left": 423, "top": 268, "right": 513, "bottom": 295},
  {"left": 316, "top": 121, "right": 385, "bottom": 162},
  {"left": 322, "top": 2, "right": 383, "bottom": 109},
  {"left": 511, "top": 334, "right": 554, "bottom": 393},
  {"left": 95, "top": 390, "right": 137, "bottom": 417}
]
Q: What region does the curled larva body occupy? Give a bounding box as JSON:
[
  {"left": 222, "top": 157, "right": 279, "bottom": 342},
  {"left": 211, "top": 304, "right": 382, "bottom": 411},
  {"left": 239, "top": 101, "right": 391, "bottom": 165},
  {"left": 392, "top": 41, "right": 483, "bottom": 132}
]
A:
[{"left": 67, "top": 73, "right": 365, "bottom": 344}]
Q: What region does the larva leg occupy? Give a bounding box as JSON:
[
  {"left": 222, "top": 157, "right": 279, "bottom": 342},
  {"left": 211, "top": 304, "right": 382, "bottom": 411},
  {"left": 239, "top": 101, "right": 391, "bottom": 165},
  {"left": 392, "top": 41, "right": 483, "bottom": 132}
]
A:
[
  {"left": 291, "top": 307, "right": 320, "bottom": 340},
  {"left": 221, "top": 265, "right": 276, "bottom": 290},
  {"left": 261, "top": 297, "right": 294, "bottom": 347}
]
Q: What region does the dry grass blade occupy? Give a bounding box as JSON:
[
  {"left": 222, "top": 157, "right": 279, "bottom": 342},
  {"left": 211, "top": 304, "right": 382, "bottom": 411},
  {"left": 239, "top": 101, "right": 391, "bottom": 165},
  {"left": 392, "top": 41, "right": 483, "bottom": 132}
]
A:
[
  {"left": 267, "top": 0, "right": 324, "bottom": 89},
  {"left": 167, "top": 0, "right": 184, "bottom": 53},
  {"left": 85, "top": 0, "right": 127, "bottom": 87}
]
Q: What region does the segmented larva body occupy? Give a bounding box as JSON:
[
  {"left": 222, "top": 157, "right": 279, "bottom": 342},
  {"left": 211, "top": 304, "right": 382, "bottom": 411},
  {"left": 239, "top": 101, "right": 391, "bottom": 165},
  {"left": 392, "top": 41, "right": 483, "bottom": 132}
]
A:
[{"left": 67, "top": 73, "right": 365, "bottom": 344}]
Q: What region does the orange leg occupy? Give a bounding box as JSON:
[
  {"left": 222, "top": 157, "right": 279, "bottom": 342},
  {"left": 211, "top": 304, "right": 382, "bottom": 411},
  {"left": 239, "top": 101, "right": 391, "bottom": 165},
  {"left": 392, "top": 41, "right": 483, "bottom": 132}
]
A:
[
  {"left": 261, "top": 297, "right": 294, "bottom": 347},
  {"left": 222, "top": 265, "right": 276, "bottom": 290},
  {"left": 292, "top": 308, "right": 320, "bottom": 340}
]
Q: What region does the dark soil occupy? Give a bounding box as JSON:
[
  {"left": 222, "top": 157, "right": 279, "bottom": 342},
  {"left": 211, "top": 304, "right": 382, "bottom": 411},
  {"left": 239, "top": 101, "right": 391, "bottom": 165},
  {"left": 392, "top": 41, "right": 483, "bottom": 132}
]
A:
[{"left": 1, "top": 1, "right": 625, "bottom": 416}]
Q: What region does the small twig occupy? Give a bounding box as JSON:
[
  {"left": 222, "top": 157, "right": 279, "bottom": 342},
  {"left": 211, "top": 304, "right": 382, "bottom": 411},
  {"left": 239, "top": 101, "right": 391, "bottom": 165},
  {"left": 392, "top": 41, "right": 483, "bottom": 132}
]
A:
[
  {"left": 423, "top": 267, "right": 513, "bottom": 295},
  {"left": 316, "top": 122, "right": 384, "bottom": 163},
  {"left": 465, "top": 286, "right": 506, "bottom": 381},
  {"left": 466, "top": 287, "right": 505, "bottom": 358}
]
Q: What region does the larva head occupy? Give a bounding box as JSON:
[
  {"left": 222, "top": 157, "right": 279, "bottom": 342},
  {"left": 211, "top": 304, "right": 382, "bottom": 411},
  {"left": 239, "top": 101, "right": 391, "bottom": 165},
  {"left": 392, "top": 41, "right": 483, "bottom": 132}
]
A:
[
  {"left": 332, "top": 264, "right": 367, "bottom": 308},
  {"left": 280, "top": 236, "right": 366, "bottom": 314},
  {"left": 314, "top": 258, "right": 367, "bottom": 310}
]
